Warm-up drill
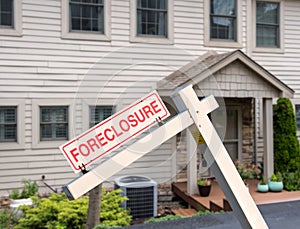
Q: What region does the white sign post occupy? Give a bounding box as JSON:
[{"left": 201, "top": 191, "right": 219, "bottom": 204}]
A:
[{"left": 61, "top": 85, "right": 268, "bottom": 229}]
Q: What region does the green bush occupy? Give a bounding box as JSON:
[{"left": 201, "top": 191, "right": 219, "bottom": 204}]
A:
[
  {"left": 0, "top": 207, "right": 18, "bottom": 229},
  {"left": 273, "top": 98, "right": 300, "bottom": 173},
  {"left": 9, "top": 179, "right": 39, "bottom": 199},
  {"left": 99, "top": 189, "right": 131, "bottom": 227},
  {"left": 16, "top": 189, "right": 131, "bottom": 229},
  {"left": 283, "top": 170, "right": 300, "bottom": 191}
]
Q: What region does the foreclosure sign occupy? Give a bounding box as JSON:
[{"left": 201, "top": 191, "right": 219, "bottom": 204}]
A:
[{"left": 60, "top": 91, "right": 170, "bottom": 173}]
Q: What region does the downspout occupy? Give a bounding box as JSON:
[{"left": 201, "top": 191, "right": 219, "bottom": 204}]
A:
[{"left": 253, "top": 98, "right": 258, "bottom": 165}]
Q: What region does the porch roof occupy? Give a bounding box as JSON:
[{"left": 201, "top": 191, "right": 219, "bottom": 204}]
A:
[{"left": 157, "top": 50, "right": 294, "bottom": 98}]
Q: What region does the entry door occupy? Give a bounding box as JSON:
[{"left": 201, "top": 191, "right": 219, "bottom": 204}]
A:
[
  {"left": 198, "top": 105, "right": 241, "bottom": 177},
  {"left": 224, "top": 106, "right": 242, "bottom": 161}
]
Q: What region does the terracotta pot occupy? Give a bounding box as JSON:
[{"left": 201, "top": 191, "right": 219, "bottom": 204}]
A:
[{"left": 198, "top": 185, "right": 211, "bottom": 197}]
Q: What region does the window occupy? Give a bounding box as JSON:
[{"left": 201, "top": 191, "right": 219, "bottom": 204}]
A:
[
  {"left": 256, "top": 1, "right": 279, "bottom": 48},
  {"left": 40, "top": 107, "right": 68, "bottom": 141},
  {"left": 89, "top": 106, "right": 113, "bottom": 127},
  {"left": 210, "top": 0, "right": 237, "bottom": 41},
  {"left": 204, "top": 0, "right": 241, "bottom": 47},
  {"left": 137, "top": 0, "right": 167, "bottom": 37},
  {"left": 0, "top": 0, "right": 13, "bottom": 27},
  {"left": 130, "top": 0, "right": 173, "bottom": 44},
  {"left": 0, "top": 0, "right": 22, "bottom": 36},
  {"left": 61, "top": 0, "right": 110, "bottom": 41},
  {"left": 296, "top": 105, "right": 300, "bottom": 131},
  {"left": 69, "top": 0, "right": 104, "bottom": 33},
  {"left": 0, "top": 107, "right": 17, "bottom": 142}
]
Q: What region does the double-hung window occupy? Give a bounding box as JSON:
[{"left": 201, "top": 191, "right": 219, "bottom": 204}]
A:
[
  {"left": 205, "top": 0, "right": 241, "bottom": 47},
  {"left": 256, "top": 1, "right": 280, "bottom": 48},
  {"left": 69, "top": 0, "right": 104, "bottom": 33},
  {"left": 131, "top": 0, "right": 173, "bottom": 44},
  {"left": 40, "top": 107, "right": 68, "bottom": 141},
  {"left": 62, "top": 0, "right": 110, "bottom": 41},
  {"left": 0, "top": 0, "right": 22, "bottom": 36},
  {"left": 137, "top": 0, "right": 168, "bottom": 37},
  {"left": 210, "top": 0, "right": 237, "bottom": 41},
  {"left": 0, "top": 107, "right": 17, "bottom": 142},
  {"left": 89, "top": 106, "right": 113, "bottom": 128}
]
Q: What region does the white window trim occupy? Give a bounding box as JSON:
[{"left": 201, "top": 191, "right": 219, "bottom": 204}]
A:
[
  {"left": 252, "top": 0, "right": 284, "bottom": 53},
  {"left": 82, "top": 99, "right": 115, "bottom": 132},
  {"left": 61, "top": 0, "right": 111, "bottom": 41},
  {"left": 0, "top": 0, "right": 22, "bottom": 36},
  {"left": 0, "top": 99, "right": 25, "bottom": 150},
  {"left": 204, "top": 0, "right": 242, "bottom": 48},
  {"left": 32, "top": 99, "right": 74, "bottom": 149},
  {"left": 130, "top": 0, "right": 174, "bottom": 44}
]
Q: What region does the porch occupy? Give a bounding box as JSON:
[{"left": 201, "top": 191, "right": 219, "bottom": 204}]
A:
[{"left": 172, "top": 180, "right": 300, "bottom": 215}]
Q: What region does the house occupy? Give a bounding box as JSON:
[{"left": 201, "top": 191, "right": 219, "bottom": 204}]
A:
[{"left": 0, "top": 0, "right": 299, "bottom": 197}]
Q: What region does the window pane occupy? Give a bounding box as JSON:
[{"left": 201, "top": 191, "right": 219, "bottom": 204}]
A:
[
  {"left": 256, "top": 25, "right": 278, "bottom": 47},
  {"left": 257, "top": 2, "right": 278, "bottom": 24},
  {"left": 211, "top": 16, "right": 236, "bottom": 40},
  {"left": 211, "top": 0, "right": 236, "bottom": 16}
]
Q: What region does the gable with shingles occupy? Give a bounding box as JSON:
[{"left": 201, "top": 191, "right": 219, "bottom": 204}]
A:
[{"left": 158, "top": 50, "right": 294, "bottom": 99}]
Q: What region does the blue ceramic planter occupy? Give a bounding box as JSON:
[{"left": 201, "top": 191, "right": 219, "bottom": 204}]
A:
[
  {"left": 268, "top": 181, "right": 283, "bottom": 192},
  {"left": 257, "top": 183, "right": 269, "bottom": 193}
]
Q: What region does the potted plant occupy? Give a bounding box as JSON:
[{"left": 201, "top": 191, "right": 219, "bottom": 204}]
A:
[
  {"left": 268, "top": 173, "right": 283, "bottom": 192},
  {"left": 10, "top": 179, "right": 38, "bottom": 210},
  {"left": 197, "top": 178, "right": 211, "bottom": 197},
  {"left": 257, "top": 176, "right": 268, "bottom": 193}
]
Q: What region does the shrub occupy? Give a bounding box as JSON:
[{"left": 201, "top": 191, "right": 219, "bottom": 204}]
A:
[
  {"left": 283, "top": 170, "right": 300, "bottom": 191},
  {"left": 99, "top": 189, "right": 131, "bottom": 227},
  {"left": 273, "top": 98, "right": 300, "bottom": 173},
  {"left": 9, "top": 179, "right": 39, "bottom": 199},
  {"left": 0, "top": 207, "right": 18, "bottom": 229},
  {"left": 16, "top": 189, "right": 131, "bottom": 229}
]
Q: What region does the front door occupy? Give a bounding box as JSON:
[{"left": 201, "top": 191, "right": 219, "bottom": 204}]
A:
[
  {"left": 198, "top": 105, "right": 242, "bottom": 177},
  {"left": 224, "top": 106, "right": 242, "bottom": 161}
]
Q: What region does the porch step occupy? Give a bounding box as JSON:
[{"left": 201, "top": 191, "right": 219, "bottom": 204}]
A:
[
  {"left": 172, "top": 208, "right": 198, "bottom": 216},
  {"left": 209, "top": 200, "right": 224, "bottom": 212}
]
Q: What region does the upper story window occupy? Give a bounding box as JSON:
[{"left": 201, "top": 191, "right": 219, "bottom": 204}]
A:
[
  {"left": 0, "top": 0, "right": 13, "bottom": 27},
  {"left": 62, "top": 0, "right": 111, "bottom": 41},
  {"left": 90, "top": 106, "right": 113, "bottom": 127},
  {"left": 210, "top": 0, "right": 237, "bottom": 41},
  {"left": 0, "top": 107, "right": 17, "bottom": 142},
  {"left": 69, "top": 0, "right": 104, "bottom": 33},
  {"left": 204, "top": 0, "right": 241, "bottom": 48},
  {"left": 137, "top": 0, "right": 167, "bottom": 37},
  {"left": 130, "top": 0, "right": 174, "bottom": 44},
  {"left": 40, "top": 106, "right": 68, "bottom": 141},
  {"left": 0, "top": 0, "right": 22, "bottom": 36},
  {"left": 256, "top": 1, "right": 279, "bottom": 48}
]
